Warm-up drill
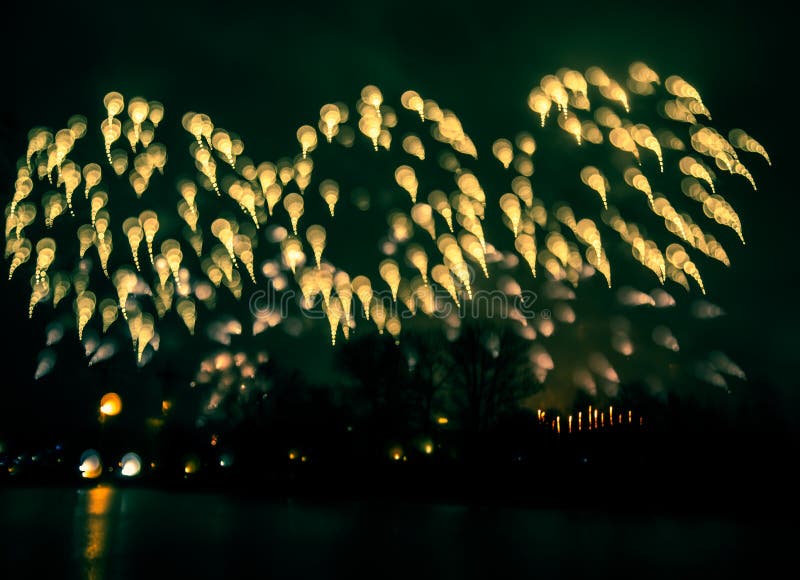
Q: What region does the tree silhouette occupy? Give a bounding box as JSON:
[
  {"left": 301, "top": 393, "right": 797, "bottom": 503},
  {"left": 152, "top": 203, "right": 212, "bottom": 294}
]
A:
[
  {"left": 445, "top": 320, "right": 539, "bottom": 436},
  {"left": 336, "top": 320, "right": 540, "bottom": 459}
]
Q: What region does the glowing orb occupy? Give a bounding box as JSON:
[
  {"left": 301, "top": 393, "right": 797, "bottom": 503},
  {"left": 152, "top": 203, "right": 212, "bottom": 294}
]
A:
[
  {"left": 99, "top": 392, "right": 122, "bottom": 416},
  {"left": 120, "top": 452, "right": 141, "bottom": 477},
  {"left": 79, "top": 449, "right": 102, "bottom": 479}
]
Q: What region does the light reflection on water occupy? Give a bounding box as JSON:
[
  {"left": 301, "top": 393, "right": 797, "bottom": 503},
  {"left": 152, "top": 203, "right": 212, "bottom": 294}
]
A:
[
  {"left": 75, "top": 485, "right": 115, "bottom": 579},
  {"left": 0, "top": 487, "right": 781, "bottom": 579}
]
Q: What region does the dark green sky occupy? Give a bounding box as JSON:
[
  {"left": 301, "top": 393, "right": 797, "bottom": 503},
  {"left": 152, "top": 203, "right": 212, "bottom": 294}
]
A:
[{"left": 1, "top": 0, "right": 797, "bottom": 437}]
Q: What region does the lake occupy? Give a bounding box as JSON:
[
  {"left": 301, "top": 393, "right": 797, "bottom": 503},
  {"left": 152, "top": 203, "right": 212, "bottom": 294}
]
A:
[{"left": 0, "top": 486, "right": 784, "bottom": 578}]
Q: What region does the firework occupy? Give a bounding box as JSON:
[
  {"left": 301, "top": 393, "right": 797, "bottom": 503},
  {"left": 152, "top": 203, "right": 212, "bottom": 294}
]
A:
[{"left": 5, "top": 62, "right": 766, "bottom": 399}]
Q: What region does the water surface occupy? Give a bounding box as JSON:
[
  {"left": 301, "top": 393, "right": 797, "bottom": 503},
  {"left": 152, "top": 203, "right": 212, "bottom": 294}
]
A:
[{"left": 0, "top": 487, "right": 780, "bottom": 578}]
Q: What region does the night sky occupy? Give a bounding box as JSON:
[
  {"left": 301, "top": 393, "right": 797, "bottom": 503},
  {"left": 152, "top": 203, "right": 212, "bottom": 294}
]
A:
[{"left": 1, "top": 0, "right": 797, "bottom": 442}]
